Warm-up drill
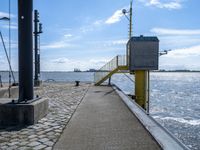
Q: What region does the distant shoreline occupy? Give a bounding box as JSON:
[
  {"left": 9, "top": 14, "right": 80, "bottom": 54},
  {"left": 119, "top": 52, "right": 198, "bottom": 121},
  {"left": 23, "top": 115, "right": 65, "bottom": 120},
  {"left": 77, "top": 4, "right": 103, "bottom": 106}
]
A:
[
  {"left": 153, "top": 70, "right": 200, "bottom": 73},
  {"left": 0, "top": 70, "right": 200, "bottom": 73}
]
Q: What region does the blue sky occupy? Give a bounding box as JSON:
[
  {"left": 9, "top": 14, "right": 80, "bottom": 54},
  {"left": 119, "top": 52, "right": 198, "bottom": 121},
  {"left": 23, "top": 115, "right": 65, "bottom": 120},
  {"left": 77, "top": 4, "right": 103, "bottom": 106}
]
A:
[{"left": 0, "top": 0, "right": 200, "bottom": 71}]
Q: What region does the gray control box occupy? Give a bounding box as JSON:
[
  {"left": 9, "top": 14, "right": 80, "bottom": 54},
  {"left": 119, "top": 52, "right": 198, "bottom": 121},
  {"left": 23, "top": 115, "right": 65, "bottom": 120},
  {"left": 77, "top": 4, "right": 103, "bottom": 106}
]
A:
[{"left": 127, "top": 35, "right": 159, "bottom": 71}]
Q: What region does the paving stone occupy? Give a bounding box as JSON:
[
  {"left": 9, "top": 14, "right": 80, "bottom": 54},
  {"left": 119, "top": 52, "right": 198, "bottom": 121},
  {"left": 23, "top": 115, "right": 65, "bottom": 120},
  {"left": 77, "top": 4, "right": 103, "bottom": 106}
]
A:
[
  {"left": 18, "top": 141, "right": 29, "bottom": 146},
  {"left": 37, "top": 131, "right": 46, "bottom": 135},
  {"left": 28, "top": 141, "right": 41, "bottom": 147},
  {"left": 44, "top": 147, "right": 52, "bottom": 150},
  {"left": 33, "top": 144, "right": 47, "bottom": 150},
  {"left": 0, "top": 145, "right": 8, "bottom": 149},
  {"left": 2, "top": 134, "right": 11, "bottom": 138},
  {"left": 44, "top": 128, "right": 53, "bottom": 132},
  {"left": 54, "top": 129, "right": 62, "bottom": 133},
  {"left": 55, "top": 133, "right": 60, "bottom": 136},
  {"left": 29, "top": 137, "right": 39, "bottom": 142},
  {"left": 38, "top": 138, "right": 49, "bottom": 143},
  {"left": 46, "top": 131, "right": 55, "bottom": 136},
  {"left": 0, "top": 83, "right": 89, "bottom": 149},
  {"left": 8, "top": 145, "right": 19, "bottom": 149},
  {"left": 44, "top": 141, "right": 54, "bottom": 146},
  {"left": 0, "top": 142, "right": 7, "bottom": 146},
  {"left": 28, "top": 134, "right": 37, "bottom": 139},
  {"left": 8, "top": 141, "right": 19, "bottom": 146},
  {"left": 18, "top": 146, "right": 31, "bottom": 150},
  {"left": 20, "top": 131, "right": 29, "bottom": 135},
  {"left": 38, "top": 134, "right": 46, "bottom": 139},
  {"left": 52, "top": 138, "right": 57, "bottom": 143}
]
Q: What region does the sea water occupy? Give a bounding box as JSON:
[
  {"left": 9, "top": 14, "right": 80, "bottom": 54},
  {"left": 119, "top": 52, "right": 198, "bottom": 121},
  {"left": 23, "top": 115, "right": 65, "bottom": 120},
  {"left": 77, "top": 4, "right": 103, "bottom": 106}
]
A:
[
  {"left": 112, "top": 72, "right": 200, "bottom": 150},
  {"left": 0, "top": 71, "right": 199, "bottom": 149}
]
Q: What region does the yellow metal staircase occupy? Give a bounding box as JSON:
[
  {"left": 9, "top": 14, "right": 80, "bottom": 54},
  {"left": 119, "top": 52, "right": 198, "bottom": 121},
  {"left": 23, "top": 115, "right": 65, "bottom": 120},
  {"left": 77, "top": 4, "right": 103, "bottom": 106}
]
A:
[{"left": 94, "top": 55, "right": 128, "bottom": 85}]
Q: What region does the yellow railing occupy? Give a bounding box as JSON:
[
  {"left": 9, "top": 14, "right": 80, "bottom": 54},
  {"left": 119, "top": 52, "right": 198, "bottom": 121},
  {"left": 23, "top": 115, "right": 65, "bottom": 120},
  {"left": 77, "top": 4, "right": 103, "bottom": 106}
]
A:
[
  {"left": 94, "top": 55, "right": 149, "bottom": 111},
  {"left": 94, "top": 55, "right": 128, "bottom": 85}
]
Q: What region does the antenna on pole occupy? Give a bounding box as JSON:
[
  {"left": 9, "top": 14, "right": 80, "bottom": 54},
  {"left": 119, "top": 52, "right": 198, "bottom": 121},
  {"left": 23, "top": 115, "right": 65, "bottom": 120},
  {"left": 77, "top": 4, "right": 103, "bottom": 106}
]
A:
[{"left": 129, "top": 0, "right": 133, "bottom": 39}]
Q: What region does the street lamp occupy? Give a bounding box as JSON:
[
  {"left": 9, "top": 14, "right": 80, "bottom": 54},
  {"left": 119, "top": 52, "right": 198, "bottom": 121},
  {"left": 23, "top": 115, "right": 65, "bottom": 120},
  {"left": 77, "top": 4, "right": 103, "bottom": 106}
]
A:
[
  {"left": 122, "top": 0, "right": 133, "bottom": 40},
  {"left": 0, "top": 17, "right": 10, "bottom": 21}
]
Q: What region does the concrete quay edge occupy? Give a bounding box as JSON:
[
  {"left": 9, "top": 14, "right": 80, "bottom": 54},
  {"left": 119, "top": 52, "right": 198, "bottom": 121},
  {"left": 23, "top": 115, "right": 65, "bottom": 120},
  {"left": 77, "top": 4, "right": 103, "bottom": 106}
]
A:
[{"left": 112, "top": 84, "right": 190, "bottom": 150}]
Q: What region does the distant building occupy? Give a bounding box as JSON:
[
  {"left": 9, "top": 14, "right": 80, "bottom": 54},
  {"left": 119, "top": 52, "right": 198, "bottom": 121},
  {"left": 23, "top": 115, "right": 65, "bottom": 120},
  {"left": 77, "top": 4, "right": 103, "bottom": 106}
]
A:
[
  {"left": 74, "top": 68, "right": 81, "bottom": 72},
  {"left": 87, "top": 69, "right": 97, "bottom": 72}
]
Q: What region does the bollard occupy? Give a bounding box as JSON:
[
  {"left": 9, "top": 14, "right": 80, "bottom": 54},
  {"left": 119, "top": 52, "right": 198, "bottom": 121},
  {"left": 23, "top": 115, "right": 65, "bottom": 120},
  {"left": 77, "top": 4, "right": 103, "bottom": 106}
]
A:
[{"left": 75, "top": 81, "right": 80, "bottom": 86}]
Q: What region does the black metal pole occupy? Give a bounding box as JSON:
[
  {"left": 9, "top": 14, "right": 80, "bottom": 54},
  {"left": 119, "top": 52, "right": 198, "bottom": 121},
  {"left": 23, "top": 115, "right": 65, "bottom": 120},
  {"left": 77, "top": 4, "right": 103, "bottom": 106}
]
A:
[
  {"left": 38, "top": 44, "right": 40, "bottom": 79},
  {"left": 38, "top": 23, "right": 42, "bottom": 80},
  {"left": 34, "top": 10, "right": 39, "bottom": 86},
  {"left": 18, "top": 0, "right": 33, "bottom": 102}
]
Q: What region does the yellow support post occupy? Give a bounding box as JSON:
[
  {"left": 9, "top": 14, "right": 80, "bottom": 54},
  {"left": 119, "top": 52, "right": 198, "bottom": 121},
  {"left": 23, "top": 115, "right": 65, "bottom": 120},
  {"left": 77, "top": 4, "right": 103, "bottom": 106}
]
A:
[{"left": 135, "top": 70, "right": 149, "bottom": 110}]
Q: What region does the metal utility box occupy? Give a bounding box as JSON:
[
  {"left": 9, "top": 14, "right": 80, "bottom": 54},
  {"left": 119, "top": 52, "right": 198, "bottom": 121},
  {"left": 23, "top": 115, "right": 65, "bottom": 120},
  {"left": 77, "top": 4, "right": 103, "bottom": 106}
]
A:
[{"left": 127, "top": 35, "right": 159, "bottom": 71}]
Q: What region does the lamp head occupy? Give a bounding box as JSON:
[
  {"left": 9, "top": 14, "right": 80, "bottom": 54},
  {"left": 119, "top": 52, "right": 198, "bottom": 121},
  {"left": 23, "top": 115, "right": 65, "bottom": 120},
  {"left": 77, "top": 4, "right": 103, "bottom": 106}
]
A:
[
  {"left": 122, "top": 9, "right": 127, "bottom": 15},
  {"left": 0, "top": 17, "right": 10, "bottom": 21}
]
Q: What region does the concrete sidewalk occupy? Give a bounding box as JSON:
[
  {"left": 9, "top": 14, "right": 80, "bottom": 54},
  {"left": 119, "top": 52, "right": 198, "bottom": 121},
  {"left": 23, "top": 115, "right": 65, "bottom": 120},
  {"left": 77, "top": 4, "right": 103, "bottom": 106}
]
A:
[{"left": 54, "top": 86, "right": 160, "bottom": 150}]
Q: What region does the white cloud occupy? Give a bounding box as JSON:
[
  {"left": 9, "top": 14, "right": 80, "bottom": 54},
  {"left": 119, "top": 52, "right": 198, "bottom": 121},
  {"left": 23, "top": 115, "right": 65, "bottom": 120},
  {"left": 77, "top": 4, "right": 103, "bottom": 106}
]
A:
[
  {"left": 150, "top": 27, "right": 200, "bottom": 49},
  {"left": 111, "top": 39, "right": 127, "bottom": 45},
  {"left": 42, "top": 31, "right": 76, "bottom": 49},
  {"left": 89, "top": 59, "right": 109, "bottom": 66},
  {"left": 41, "top": 41, "right": 73, "bottom": 49},
  {"left": 166, "top": 45, "right": 200, "bottom": 58},
  {"left": 41, "top": 57, "right": 111, "bottom": 71},
  {"left": 83, "top": 39, "right": 127, "bottom": 51},
  {"left": 80, "top": 26, "right": 93, "bottom": 33},
  {"left": 2, "top": 24, "right": 18, "bottom": 30},
  {"left": 80, "top": 7, "right": 127, "bottom": 33},
  {"left": 160, "top": 45, "right": 200, "bottom": 70},
  {"left": 150, "top": 27, "right": 200, "bottom": 70},
  {"left": 151, "top": 28, "right": 200, "bottom": 36},
  {"left": 0, "top": 35, "right": 18, "bottom": 49},
  {"left": 105, "top": 9, "right": 124, "bottom": 24},
  {"left": 138, "top": 0, "right": 182, "bottom": 9},
  {"left": 0, "top": 12, "right": 15, "bottom": 18},
  {"left": 52, "top": 57, "right": 69, "bottom": 64},
  {"left": 64, "top": 34, "right": 72, "bottom": 38},
  {"left": 99, "top": 39, "right": 127, "bottom": 48},
  {"left": 80, "top": 19, "right": 104, "bottom": 33},
  {"left": 93, "top": 20, "right": 104, "bottom": 26},
  {"left": 159, "top": 36, "right": 200, "bottom": 50}
]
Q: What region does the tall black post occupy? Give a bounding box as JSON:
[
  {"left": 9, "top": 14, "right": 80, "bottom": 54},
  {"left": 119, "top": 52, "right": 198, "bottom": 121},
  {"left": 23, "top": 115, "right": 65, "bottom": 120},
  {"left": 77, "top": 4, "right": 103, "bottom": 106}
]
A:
[
  {"left": 18, "top": 0, "right": 33, "bottom": 102},
  {"left": 34, "top": 10, "right": 39, "bottom": 86},
  {"left": 38, "top": 23, "right": 42, "bottom": 80},
  {"left": 34, "top": 11, "right": 42, "bottom": 87}
]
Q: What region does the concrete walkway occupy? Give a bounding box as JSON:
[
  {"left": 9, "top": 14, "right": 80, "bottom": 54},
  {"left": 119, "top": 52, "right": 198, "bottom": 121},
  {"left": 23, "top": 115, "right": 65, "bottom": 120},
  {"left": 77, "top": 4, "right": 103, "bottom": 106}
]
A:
[{"left": 54, "top": 86, "right": 161, "bottom": 150}]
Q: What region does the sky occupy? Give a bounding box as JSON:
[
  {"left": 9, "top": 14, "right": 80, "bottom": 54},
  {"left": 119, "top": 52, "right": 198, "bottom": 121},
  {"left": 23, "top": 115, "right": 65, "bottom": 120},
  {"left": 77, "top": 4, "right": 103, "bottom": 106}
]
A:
[{"left": 0, "top": 0, "right": 200, "bottom": 71}]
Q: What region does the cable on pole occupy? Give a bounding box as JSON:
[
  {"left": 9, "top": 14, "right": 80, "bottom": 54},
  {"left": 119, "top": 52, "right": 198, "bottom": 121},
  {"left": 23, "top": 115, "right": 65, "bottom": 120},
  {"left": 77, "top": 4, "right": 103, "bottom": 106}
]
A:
[{"left": 0, "top": 32, "right": 16, "bottom": 85}]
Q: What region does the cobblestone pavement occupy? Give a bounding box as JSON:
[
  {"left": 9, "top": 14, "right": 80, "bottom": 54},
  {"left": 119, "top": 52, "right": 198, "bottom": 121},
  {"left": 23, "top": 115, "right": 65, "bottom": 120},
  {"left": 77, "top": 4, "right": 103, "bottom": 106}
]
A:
[{"left": 0, "top": 83, "right": 90, "bottom": 150}]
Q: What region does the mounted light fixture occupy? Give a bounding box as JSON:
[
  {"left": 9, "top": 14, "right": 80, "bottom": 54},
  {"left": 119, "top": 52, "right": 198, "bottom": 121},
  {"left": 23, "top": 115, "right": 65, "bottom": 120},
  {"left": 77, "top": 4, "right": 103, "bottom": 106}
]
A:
[{"left": 0, "top": 17, "right": 10, "bottom": 21}]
